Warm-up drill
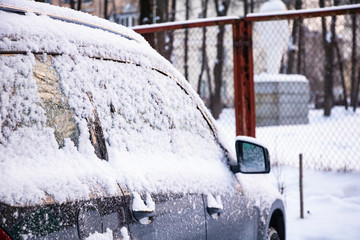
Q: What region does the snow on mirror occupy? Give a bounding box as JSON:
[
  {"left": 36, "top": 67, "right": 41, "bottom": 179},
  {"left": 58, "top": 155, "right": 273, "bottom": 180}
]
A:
[{"left": 235, "top": 137, "right": 270, "bottom": 174}]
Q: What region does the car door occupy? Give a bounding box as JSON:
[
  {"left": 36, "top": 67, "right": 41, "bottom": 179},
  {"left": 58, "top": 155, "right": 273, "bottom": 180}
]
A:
[
  {"left": 122, "top": 190, "right": 206, "bottom": 240},
  {"left": 69, "top": 58, "right": 211, "bottom": 239},
  {"left": 108, "top": 63, "right": 209, "bottom": 239},
  {"left": 204, "top": 182, "right": 257, "bottom": 240}
]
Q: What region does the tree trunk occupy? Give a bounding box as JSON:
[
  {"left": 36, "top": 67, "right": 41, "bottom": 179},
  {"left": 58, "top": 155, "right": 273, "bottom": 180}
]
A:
[
  {"left": 77, "top": 0, "right": 82, "bottom": 11},
  {"left": 286, "top": 0, "right": 302, "bottom": 74},
  {"left": 320, "top": 0, "right": 336, "bottom": 116},
  {"left": 155, "top": 1, "right": 169, "bottom": 57},
  {"left": 356, "top": 66, "right": 360, "bottom": 110},
  {"left": 162, "top": 0, "right": 177, "bottom": 61},
  {"left": 335, "top": 39, "right": 348, "bottom": 109},
  {"left": 140, "top": 0, "right": 154, "bottom": 46},
  {"left": 212, "top": 0, "right": 230, "bottom": 119},
  {"left": 297, "top": 18, "right": 305, "bottom": 75},
  {"left": 197, "top": 0, "right": 209, "bottom": 96},
  {"left": 212, "top": 25, "right": 225, "bottom": 119},
  {"left": 104, "top": 0, "right": 108, "bottom": 19},
  {"left": 197, "top": 0, "right": 213, "bottom": 108},
  {"left": 244, "top": 0, "right": 248, "bottom": 16},
  {"left": 350, "top": 1, "right": 358, "bottom": 110},
  {"left": 184, "top": 0, "right": 190, "bottom": 80},
  {"left": 250, "top": 0, "right": 254, "bottom": 13},
  {"left": 70, "top": 0, "right": 75, "bottom": 9}
]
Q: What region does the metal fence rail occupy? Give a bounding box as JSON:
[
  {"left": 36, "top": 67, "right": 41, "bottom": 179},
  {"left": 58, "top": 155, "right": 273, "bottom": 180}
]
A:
[{"left": 133, "top": 4, "right": 360, "bottom": 171}]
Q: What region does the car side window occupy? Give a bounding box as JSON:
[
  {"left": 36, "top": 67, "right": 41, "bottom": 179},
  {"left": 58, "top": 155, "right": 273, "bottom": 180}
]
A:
[
  {"left": 33, "top": 55, "right": 79, "bottom": 148},
  {"left": 51, "top": 55, "right": 221, "bottom": 155},
  {"left": 34, "top": 54, "right": 108, "bottom": 160},
  {"left": 50, "top": 55, "right": 232, "bottom": 194}
]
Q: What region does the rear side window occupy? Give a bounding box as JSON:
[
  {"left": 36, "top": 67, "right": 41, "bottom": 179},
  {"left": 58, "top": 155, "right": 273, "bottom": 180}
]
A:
[
  {"left": 51, "top": 55, "right": 232, "bottom": 193},
  {"left": 33, "top": 55, "right": 78, "bottom": 148},
  {"left": 51, "top": 55, "right": 219, "bottom": 155}
]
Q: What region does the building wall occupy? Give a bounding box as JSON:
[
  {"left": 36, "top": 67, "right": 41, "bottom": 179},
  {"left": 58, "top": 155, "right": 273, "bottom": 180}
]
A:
[{"left": 52, "top": 0, "right": 139, "bottom": 26}]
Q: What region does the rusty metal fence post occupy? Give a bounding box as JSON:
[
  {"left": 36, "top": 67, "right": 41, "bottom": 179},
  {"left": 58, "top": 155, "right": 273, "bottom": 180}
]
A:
[{"left": 233, "top": 19, "right": 256, "bottom": 137}]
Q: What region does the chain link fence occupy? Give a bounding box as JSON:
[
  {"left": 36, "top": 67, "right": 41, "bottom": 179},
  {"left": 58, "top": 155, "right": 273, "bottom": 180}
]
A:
[
  {"left": 250, "top": 9, "right": 360, "bottom": 171},
  {"left": 134, "top": 6, "right": 360, "bottom": 171}
]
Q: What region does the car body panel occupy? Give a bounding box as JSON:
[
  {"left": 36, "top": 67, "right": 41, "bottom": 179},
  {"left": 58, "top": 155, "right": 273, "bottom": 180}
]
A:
[
  {"left": 0, "top": 196, "right": 128, "bottom": 240},
  {"left": 206, "top": 183, "right": 257, "bottom": 240},
  {"left": 127, "top": 192, "right": 206, "bottom": 240}
]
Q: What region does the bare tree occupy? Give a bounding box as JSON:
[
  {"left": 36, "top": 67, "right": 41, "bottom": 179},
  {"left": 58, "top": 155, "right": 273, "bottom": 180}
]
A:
[
  {"left": 212, "top": 0, "right": 231, "bottom": 119},
  {"left": 243, "top": 0, "right": 248, "bottom": 16},
  {"left": 350, "top": 0, "right": 359, "bottom": 110},
  {"left": 140, "top": 0, "right": 153, "bottom": 25},
  {"left": 70, "top": 0, "right": 75, "bottom": 9},
  {"left": 155, "top": 0, "right": 169, "bottom": 56},
  {"left": 320, "top": 0, "right": 337, "bottom": 116},
  {"left": 197, "top": 0, "right": 213, "bottom": 106},
  {"left": 104, "top": 0, "right": 109, "bottom": 19},
  {"left": 335, "top": 38, "right": 348, "bottom": 109},
  {"left": 163, "top": 0, "right": 177, "bottom": 61},
  {"left": 77, "top": 0, "right": 82, "bottom": 11},
  {"left": 184, "top": 0, "right": 190, "bottom": 80},
  {"left": 286, "top": 0, "right": 302, "bottom": 74},
  {"left": 140, "top": 0, "right": 155, "bottom": 46}
]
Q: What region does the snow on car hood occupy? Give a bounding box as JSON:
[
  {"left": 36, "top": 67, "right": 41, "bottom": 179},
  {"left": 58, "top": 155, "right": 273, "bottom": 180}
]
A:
[{"left": 0, "top": 0, "right": 236, "bottom": 206}]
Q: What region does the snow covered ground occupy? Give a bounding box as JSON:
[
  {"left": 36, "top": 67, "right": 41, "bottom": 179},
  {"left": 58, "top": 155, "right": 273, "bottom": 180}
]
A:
[
  {"left": 218, "top": 106, "right": 360, "bottom": 171},
  {"left": 270, "top": 166, "right": 360, "bottom": 240},
  {"left": 217, "top": 107, "right": 360, "bottom": 239}
]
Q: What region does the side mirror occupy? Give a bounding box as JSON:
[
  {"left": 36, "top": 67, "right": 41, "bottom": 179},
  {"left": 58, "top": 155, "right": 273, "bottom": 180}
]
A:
[{"left": 232, "top": 136, "right": 270, "bottom": 174}]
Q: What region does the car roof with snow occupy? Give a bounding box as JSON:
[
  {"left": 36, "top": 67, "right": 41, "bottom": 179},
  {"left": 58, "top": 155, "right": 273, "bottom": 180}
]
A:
[{"left": 0, "top": 0, "right": 235, "bottom": 207}]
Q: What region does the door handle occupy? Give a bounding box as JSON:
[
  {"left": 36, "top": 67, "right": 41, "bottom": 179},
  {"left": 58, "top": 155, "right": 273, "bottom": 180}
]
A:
[
  {"left": 131, "top": 192, "right": 156, "bottom": 224},
  {"left": 207, "top": 207, "right": 223, "bottom": 215},
  {"left": 206, "top": 194, "right": 223, "bottom": 219},
  {"left": 133, "top": 209, "right": 156, "bottom": 219}
]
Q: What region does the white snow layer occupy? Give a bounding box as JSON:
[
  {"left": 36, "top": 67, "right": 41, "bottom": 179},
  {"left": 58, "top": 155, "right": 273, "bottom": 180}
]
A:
[
  {"left": 0, "top": 0, "right": 236, "bottom": 205},
  {"left": 271, "top": 166, "right": 360, "bottom": 240},
  {"left": 259, "top": 0, "right": 287, "bottom": 13},
  {"left": 253, "top": 0, "right": 290, "bottom": 74},
  {"left": 255, "top": 73, "right": 308, "bottom": 82},
  {"left": 85, "top": 228, "right": 113, "bottom": 240}
]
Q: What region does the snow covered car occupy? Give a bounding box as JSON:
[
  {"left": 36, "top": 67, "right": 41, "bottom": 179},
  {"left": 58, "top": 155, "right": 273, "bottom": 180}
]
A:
[{"left": 0, "top": 1, "right": 285, "bottom": 240}]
